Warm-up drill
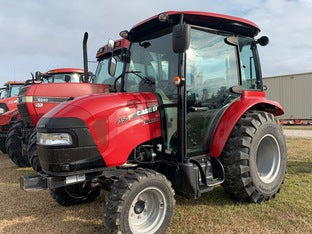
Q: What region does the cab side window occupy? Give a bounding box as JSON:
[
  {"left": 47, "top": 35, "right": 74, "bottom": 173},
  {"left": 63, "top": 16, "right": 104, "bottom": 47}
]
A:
[{"left": 238, "top": 37, "right": 261, "bottom": 90}]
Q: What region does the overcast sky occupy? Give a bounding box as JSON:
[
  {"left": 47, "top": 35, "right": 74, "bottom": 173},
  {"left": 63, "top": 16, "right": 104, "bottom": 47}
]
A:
[{"left": 0, "top": 0, "right": 311, "bottom": 84}]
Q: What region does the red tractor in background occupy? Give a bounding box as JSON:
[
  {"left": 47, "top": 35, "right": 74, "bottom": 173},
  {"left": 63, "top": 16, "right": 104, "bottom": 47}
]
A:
[
  {"left": 21, "top": 11, "right": 287, "bottom": 233},
  {"left": 0, "top": 81, "right": 25, "bottom": 153},
  {"left": 6, "top": 36, "right": 129, "bottom": 170},
  {"left": 5, "top": 67, "right": 95, "bottom": 167}
]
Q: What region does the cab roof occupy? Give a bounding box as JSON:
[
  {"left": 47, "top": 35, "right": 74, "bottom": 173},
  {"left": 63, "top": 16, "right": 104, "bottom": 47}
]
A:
[
  {"left": 130, "top": 11, "right": 260, "bottom": 41},
  {"left": 3, "top": 81, "right": 25, "bottom": 86},
  {"left": 47, "top": 68, "right": 84, "bottom": 74}
]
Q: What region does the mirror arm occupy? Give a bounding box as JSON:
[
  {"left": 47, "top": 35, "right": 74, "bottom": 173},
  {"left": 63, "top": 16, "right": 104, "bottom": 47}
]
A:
[
  {"left": 112, "top": 74, "right": 122, "bottom": 92},
  {"left": 179, "top": 13, "right": 184, "bottom": 24}
]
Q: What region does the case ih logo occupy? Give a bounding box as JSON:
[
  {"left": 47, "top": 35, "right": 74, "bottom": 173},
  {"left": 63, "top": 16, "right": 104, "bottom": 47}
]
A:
[
  {"left": 136, "top": 105, "right": 158, "bottom": 116},
  {"left": 118, "top": 105, "right": 159, "bottom": 125},
  {"left": 35, "top": 103, "right": 44, "bottom": 108}
]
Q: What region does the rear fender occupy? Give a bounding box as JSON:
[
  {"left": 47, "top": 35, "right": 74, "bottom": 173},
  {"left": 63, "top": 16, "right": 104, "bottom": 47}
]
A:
[{"left": 210, "top": 90, "right": 284, "bottom": 157}]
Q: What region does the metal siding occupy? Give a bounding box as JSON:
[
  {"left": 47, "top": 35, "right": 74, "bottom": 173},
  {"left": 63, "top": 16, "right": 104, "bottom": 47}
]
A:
[{"left": 263, "top": 73, "right": 312, "bottom": 119}]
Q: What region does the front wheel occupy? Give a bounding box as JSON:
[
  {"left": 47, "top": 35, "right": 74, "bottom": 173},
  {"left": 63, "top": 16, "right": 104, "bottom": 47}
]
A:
[
  {"left": 5, "top": 120, "right": 29, "bottom": 167},
  {"left": 28, "top": 130, "right": 41, "bottom": 172},
  {"left": 50, "top": 182, "right": 100, "bottom": 206},
  {"left": 104, "top": 168, "right": 175, "bottom": 234},
  {"left": 220, "top": 111, "right": 287, "bottom": 203}
]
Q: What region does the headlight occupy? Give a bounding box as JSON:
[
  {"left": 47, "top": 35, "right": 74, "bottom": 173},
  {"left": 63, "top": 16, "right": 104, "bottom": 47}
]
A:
[
  {"left": 37, "top": 133, "right": 73, "bottom": 146},
  {"left": 0, "top": 108, "right": 6, "bottom": 114}
]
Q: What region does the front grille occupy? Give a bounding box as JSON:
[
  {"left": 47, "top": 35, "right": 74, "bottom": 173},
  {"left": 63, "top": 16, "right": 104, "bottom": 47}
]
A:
[{"left": 17, "top": 103, "right": 32, "bottom": 126}]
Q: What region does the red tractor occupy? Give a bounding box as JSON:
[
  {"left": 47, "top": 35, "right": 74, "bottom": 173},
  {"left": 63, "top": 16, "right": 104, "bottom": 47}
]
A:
[
  {"left": 5, "top": 68, "right": 96, "bottom": 167},
  {"left": 0, "top": 81, "right": 25, "bottom": 153},
  {"left": 21, "top": 11, "right": 287, "bottom": 233},
  {"left": 6, "top": 36, "right": 129, "bottom": 170}
]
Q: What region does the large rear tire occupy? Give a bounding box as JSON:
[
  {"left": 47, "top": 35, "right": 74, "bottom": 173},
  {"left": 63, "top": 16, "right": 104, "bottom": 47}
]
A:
[
  {"left": 220, "top": 111, "right": 287, "bottom": 203},
  {"left": 50, "top": 182, "right": 100, "bottom": 206},
  {"left": 5, "top": 120, "right": 29, "bottom": 167},
  {"left": 104, "top": 168, "right": 175, "bottom": 234},
  {"left": 28, "top": 130, "right": 41, "bottom": 172}
]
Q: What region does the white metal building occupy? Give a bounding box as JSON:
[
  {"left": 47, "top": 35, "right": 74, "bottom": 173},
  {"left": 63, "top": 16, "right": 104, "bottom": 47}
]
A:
[{"left": 263, "top": 72, "right": 312, "bottom": 119}]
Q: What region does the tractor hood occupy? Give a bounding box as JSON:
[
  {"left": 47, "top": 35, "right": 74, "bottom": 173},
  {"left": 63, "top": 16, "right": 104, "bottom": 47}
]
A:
[
  {"left": 0, "top": 96, "right": 18, "bottom": 114},
  {"left": 18, "top": 83, "right": 110, "bottom": 127},
  {"left": 41, "top": 92, "right": 160, "bottom": 122},
  {"left": 38, "top": 92, "right": 162, "bottom": 166}
]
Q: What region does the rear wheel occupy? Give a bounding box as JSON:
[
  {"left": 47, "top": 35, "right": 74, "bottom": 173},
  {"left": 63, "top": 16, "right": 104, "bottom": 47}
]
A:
[
  {"left": 50, "top": 182, "right": 100, "bottom": 206},
  {"left": 5, "top": 120, "right": 29, "bottom": 167},
  {"left": 220, "top": 111, "right": 287, "bottom": 203},
  {"left": 28, "top": 130, "right": 41, "bottom": 172},
  {"left": 104, "top": 168, "right": 175, "bottom": 234}
]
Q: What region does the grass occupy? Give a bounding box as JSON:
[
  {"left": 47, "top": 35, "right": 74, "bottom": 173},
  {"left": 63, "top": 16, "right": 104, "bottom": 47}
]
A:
[{"left": 0, "top": 138, "right": 311, "bottom": 233}]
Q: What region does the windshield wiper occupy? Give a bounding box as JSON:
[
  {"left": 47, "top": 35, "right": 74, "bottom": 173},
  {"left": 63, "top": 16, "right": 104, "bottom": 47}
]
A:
[{"left": 125, "top": 71, "right": 155, "bottom": 85}]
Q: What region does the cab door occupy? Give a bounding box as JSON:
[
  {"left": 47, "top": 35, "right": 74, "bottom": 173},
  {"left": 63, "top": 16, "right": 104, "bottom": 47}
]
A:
[{"left": 185, "top": 28, "right": 240, "bottom": 157}]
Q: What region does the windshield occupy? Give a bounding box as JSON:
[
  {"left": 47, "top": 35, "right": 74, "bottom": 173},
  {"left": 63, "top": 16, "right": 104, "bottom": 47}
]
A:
[
  {"left": 42, "top": 73, "right": 81, "bottom": 83},
  {"left": 0, "top": 89, "right": 8, "bottom": 98},
  {"left": 94, "top": 55, "right": 124, "bottom": 87},
  {"left": 124, "top": 31, "right": 178, "bottom": 101},
  {"left": 10, "top": 85, "right": 23, "bottom": 97}
]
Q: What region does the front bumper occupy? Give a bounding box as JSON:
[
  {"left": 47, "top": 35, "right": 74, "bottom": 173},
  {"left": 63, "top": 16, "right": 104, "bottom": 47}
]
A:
[
  {"left": 20, "top": 168, "right": 105, "bottom": 190},
  {"left": 20, "top": 168, "right": 127, "bottom": 191},
  {"left": 37, "top": 117, "right": 106, "bottom": 176},
  {"left": 38, "top": 145, "right": 105, "bottom": 175}
]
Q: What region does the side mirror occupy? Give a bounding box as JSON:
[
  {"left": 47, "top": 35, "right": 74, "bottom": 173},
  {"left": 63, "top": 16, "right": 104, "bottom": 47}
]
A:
[
  {"left": 257, "top": 36, "right": 269, "bottom": 46},
  {"left": 108, "top": 57, "right": 117, "bottom": 77},
  {"left": 107, "top": 39, "right": 115, "bottom": 52},
  {"left": 172, "top": 24, "right": 191, "bottom": 53}
]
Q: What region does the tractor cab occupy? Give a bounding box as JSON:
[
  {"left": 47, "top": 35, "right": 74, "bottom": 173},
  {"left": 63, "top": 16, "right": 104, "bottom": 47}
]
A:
[
  {"left": 1, "top": 81, "right": 24, "bottom": 98},
  {"left": 118, "top": 11, "right": 268, "bottom": 159},
  {"left": 0, "top": 81, "right": 24, "bottom": 113}
]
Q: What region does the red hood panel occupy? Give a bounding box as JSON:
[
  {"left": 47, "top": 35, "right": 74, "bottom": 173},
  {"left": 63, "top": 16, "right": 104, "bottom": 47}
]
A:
[
  {"left": 27, "top": 83, "right": 109, "bottom": 97},
  {"left": 0, "top": 96, "right": 18, "bottom": 111},
  {"left": 21, "top": 83, "right": 109, "bottom": 126},
  {"left": 43, "top": 92, "right": 162, "bottom": 166}
]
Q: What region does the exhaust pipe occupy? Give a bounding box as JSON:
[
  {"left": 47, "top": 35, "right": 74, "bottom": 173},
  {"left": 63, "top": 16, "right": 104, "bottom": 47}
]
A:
[
  {"left": 83, "top": 32, "right": 89, "bottom": 83},
  {"left": 31, "top": 73, "right": 35, "bottom": 83}
]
